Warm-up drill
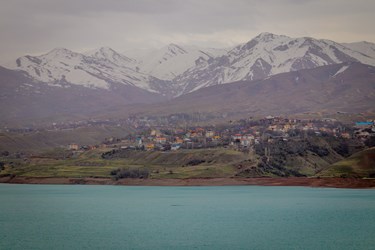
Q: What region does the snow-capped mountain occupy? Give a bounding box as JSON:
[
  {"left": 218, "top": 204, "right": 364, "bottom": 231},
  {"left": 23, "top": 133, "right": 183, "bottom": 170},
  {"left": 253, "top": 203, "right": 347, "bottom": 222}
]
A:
[
  {"left": 8, "top": 47, "right": 155, "bottom": 91},
  {"left": 136, "top": 44, "right": 227, "bottom": 80},
  {"left": 4, "top": 32, "right": 375, "bottom": 99},
  {"left": 342, "top": 41, "right": 375, "bottom": 59},
  {"left": 174, "top": 32, "right": 375, "bottom": 95},
  {"left": 84, "top": 47, "right": 138, "bottom": 70}
]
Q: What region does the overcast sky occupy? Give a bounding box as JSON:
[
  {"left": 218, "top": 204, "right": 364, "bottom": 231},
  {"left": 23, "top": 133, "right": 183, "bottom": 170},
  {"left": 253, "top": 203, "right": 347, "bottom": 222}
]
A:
[{"left": 1, "top": 0, "right": 374, "bottom": 64}]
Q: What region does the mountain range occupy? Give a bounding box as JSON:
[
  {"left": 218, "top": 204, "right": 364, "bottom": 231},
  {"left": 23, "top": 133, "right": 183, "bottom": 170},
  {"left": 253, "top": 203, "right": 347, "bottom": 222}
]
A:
[{"left": 1, "top": 32, "right": 375, "bottom": 126}]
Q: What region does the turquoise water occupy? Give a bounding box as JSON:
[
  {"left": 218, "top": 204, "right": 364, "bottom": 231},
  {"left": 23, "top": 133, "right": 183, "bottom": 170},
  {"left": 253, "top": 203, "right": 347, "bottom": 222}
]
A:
[{"left": 0, "top": 184, "right": 375, "bottom": 250}]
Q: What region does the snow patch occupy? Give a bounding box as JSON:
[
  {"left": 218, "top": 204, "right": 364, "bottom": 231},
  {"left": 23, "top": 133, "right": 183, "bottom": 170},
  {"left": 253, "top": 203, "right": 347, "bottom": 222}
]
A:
[{"left": 333, "top": 65, "right": 349, "bottom": 77}]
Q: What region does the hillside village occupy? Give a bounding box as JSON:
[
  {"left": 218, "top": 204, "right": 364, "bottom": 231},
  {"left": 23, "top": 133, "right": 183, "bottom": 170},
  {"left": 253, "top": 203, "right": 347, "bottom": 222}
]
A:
[
  {"left": 2, "top": 114, "right": 374, "bottom": 179},
  {"left": 69, "top": 116, "right": 375, "bottom": 157}
]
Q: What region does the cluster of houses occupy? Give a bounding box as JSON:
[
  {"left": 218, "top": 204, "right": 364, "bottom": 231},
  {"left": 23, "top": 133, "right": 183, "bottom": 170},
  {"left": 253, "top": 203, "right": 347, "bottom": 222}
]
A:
[
  {"left": 67, "top": 116, "right": 375, "bottom": 152},
  {"left": 354, "top": 120, "right": 375, "bottom": 142},
  {"left": 133, "top": 128, "right": 223, "bottom": 151}
]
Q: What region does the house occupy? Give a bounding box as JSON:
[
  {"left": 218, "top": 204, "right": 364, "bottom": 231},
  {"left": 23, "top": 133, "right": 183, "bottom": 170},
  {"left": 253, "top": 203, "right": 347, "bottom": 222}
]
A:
[
  {"left": 146, "top": 143, "right": 155, "bottom": 151},
  {"left": 136, "top": 137, "right": 143, "bottom": 145},
  {"left": 355, "top": 121, "right": 373, "bottom": 128},
  {"left": 242, "top": 134, "right": 254, "bottom": 141},
  {"left": 171, "top": 143, "right": 181, "bottom": 151},
  {"left": 241, "top": 139, "right": 251, "bottom": 147},
  {"left": 175, "top": 138, "right": 184, "bottom": 144},
  {"left": 190, "top": 132, "right": 198, "bottom": 138},
  {"left": 282, "top": 124, "right": 292, "bottom": 132},
  {"left": 341, "top": 132, "right": 351, "bottom": 139},
  {"left": 268, "top": 125, "right": 278, "bottom": 131},
  {"left": 232, "top": 134, "right": 242, "bottom": 140},
  {"left": 68, "top": 143, "right": 79, "bottom": 150},
  {"left": 205, "top": 130, "right": 214, "bottom": 138},
  {"left": 155, "top": 137, "right": 167, "bottom": 144},
  {"left": 213, "top": 135, "right": 221, "bottom": 140}
]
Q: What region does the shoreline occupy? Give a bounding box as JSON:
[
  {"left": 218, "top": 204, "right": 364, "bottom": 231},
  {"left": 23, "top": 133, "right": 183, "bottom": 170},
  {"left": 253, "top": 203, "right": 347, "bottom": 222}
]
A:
[{"left": 1, "top": 176, "right": 375, "bottom": 188}]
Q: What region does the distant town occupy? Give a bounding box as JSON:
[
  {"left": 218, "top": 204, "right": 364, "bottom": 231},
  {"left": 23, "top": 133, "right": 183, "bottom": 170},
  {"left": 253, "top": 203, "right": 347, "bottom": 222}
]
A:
[{"left": 60, "top": 115, "right": 374, "bottom": 154}]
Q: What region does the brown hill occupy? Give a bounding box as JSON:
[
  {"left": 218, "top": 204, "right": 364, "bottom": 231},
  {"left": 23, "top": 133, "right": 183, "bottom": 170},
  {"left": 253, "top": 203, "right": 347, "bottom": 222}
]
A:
[
  {"left": 1, "top": 62, "right": 374, "bottom": 126},
  {"left": 147, "top": 62, "right": 375, "bottom": 117},
  {"left": 0, "top": 67, "right": 166, "bottom": 127}
]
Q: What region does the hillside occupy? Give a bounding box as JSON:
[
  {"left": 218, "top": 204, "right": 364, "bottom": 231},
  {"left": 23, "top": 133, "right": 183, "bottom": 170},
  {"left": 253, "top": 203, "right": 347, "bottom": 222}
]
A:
[
  {"left": 0, "top": 125, "right": 134, "bottom": 153},
  {"left": 0, "top": 132, "right": 356, "bottom": 179},
  {"left": 2, "top": 62, "right": 374, "bottom": 127},
  {"left": 147, "top": 62, "right": 375, "bottom": 116},
  {"left": 0, "top": 66, "right": 166, "bottom": 127},
  {"left": 319, "top": 147, "right": 375, "bottom": 178}
]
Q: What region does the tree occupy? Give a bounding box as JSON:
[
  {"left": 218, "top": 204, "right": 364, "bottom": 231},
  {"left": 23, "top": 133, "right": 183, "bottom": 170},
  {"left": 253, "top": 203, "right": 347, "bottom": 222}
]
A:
[
  {"left": 1, "top": 151, "right": 9, "bottom": 157},
  {"left": 365, "top": 136, "right": 375, "bottom": 147}
]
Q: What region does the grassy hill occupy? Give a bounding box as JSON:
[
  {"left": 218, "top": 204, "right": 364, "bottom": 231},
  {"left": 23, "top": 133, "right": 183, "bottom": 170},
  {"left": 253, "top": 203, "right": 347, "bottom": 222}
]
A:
[
  {"left": 0, "top": 144, "right": 357, "bottom": 180},
  {"left": 0, "top": 148, "right": 251, "bottom": 179},
  {"left": 318, "top": 147, "right": 375, "bottom": 178}
]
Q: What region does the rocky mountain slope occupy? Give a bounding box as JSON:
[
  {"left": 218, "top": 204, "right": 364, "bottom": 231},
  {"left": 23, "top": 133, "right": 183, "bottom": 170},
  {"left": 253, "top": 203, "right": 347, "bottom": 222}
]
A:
[
  {"left": 149, "top": 62, "right": 375, "bottom": 116},
  {"left": 0, "top": 66, "right": 165, "bottom": 126}
]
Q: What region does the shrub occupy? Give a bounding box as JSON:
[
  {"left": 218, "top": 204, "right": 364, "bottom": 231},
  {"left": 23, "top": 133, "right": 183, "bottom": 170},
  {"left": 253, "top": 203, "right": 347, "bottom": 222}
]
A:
[
  {"left": 308, "top": 145, "right": 329, "bottom": 157},
  {"left": 186, "top": 159, "right": 205, "bottom": 166},
  {"left": 1, "top": 151, "right": 9, "bottom": 157},
  {"left": 110, "top": 167, "right": 149, "bottom": 180}
]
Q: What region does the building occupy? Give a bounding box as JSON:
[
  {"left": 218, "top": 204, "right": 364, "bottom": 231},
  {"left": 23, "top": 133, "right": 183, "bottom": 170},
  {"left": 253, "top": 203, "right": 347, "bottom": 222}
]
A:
[
  {"left": 155, "top": 137, "right": 167, "bottom": 144},
  {"left": 205, "top": 130, "right": 215, "bottom": 138},
  {"left": 68, "top": 143, "right": 79, "bottom": 150},
  {"left": 136, "top": 137, "right": 143, "bottom": 146},
  {"left": 171, "top": 143, "right": 181, "bottom": 151}
]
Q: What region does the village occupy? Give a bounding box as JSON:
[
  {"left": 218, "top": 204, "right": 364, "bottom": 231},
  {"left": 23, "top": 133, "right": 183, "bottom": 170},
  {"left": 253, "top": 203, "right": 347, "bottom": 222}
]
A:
[{"left": 68, "top": 116, "right": 375, "bottom": 154}]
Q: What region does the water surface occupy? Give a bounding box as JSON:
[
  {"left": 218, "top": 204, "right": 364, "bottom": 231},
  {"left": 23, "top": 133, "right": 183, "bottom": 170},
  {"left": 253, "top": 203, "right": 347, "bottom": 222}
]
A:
[{"left": 1, "top": 184, "right": 374, "bottom": 249}]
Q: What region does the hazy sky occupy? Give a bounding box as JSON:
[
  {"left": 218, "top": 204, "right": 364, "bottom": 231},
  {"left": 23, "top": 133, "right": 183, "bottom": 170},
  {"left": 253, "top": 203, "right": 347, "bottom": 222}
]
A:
[{"left": 1, "top": 0, "right": 374, "bottom": 64}]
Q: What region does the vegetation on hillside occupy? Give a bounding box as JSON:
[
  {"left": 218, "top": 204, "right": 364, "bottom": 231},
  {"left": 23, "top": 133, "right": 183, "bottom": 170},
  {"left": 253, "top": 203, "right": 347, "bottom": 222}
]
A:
[{"left": 319, "top": 147, "right": 375, "bottom": 178}]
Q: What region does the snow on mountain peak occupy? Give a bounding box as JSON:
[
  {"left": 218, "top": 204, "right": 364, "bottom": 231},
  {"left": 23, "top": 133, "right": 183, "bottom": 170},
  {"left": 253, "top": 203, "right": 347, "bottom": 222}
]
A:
[
  {"left": 44, "top": 47, "right": 78, "bottom": 58},
  {"left": 136, "top": 44, "right": 225, "bottom": 80},
  {"left": 256, "top": 32, "right": 277, "bottom": 40},
  {"left": 254, "top": 32, "right": 289, "bottom": 42},
  {"left": 85, "top": 47, "right": 136, "bottom": 65},
  {"left": 95, "top": 47, "right": 118, "bottom": 57},
  {"left": 4, "top": 33, "right": 375, "bottom": 98},
  {"left": 342, "top": 41, "right": 375, "bottom": 59},
  {"left": 87, "top": 46, "right": 117, "bottom": 57},
  {"left": 9, "top": 47, "right": 155, "bottom": 91},
  {"left": 166, "top": 43, "right": 187, "bottom": 55},
  {"left": 175, "top": 33, "right": 375, "bottom": 96}
]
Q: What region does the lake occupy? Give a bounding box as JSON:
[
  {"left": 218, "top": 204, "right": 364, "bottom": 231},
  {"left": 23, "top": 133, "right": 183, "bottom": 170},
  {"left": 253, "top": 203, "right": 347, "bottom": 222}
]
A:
[{"left": 0, "top": 184, "right": 374, "bottom": 249}]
